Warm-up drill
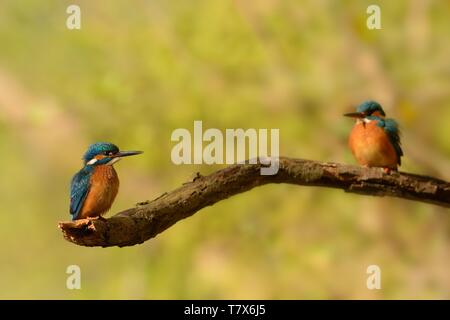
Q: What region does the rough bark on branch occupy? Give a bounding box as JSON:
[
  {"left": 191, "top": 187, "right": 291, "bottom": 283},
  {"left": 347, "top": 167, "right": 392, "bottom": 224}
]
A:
[{"left": 58, "top": 157, "right": 450, "bottom": 248}]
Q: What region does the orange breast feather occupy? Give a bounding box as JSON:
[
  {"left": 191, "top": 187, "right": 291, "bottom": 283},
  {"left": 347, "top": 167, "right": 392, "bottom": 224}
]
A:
[
  {"left": 348, "top": 121, "right": 399, "bottom": 169},
  {"left": 78, "top": 165, "right": 119, "bottom": 219}
]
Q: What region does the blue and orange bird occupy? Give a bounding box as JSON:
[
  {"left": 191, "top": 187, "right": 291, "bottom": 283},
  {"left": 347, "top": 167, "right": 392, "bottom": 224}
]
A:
[
  {"left": 344, "top": 101, "right": 403, "bottom": 173},
  {"left": 70, "top": 142, "right": 142, "bottom": 220}
]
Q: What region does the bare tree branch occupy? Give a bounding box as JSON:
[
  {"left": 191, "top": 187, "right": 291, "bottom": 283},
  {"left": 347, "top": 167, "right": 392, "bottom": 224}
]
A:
[{"left": 58, "top": 157, "right": 450, "bottom": 248}]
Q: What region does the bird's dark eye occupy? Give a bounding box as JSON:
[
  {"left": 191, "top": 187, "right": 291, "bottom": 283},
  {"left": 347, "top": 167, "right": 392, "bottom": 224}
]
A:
[{"left": 103, "top": 151, "right": 113, "bottom": 156}]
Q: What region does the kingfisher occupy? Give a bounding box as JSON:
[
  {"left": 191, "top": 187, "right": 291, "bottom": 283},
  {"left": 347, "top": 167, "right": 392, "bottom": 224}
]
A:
[
  {"left": 344, "top": 100, "right": 403, "bottom": 172},
  {"left": 70, "top": 142, "right": 142, "bottom": 221}
]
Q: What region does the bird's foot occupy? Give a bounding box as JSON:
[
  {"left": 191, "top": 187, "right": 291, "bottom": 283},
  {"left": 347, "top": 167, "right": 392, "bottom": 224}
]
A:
[{"left": 382, "top": 167, "right": 397, "bottom": 174}]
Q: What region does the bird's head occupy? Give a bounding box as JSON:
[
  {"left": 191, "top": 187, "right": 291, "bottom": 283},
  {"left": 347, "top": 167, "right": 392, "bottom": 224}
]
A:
[
  {"left": 83, "top": 142, "right": 143, "bottom": 166},
  {"left": 343, "top": 100, "right": 386, "bottom": 121}
]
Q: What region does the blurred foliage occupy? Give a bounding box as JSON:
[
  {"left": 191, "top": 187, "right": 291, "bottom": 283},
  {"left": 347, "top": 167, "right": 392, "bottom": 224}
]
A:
[{"left": 0, "top": 0, "right": 448, "bottom": 299}]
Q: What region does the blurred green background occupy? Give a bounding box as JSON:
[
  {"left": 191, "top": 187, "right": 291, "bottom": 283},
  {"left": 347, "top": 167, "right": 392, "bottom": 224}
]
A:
[{"left": 0, "top": 0, "right": 448, "bottom": 299}]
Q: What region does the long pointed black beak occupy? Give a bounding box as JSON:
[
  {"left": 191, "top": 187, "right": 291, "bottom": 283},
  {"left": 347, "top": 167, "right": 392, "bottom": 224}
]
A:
[
  {"left": 116, "top": 150, "right": 143, "bottom": 158},
  {"left": 343, "top": 112, "right": 366, "bottom": 118}
]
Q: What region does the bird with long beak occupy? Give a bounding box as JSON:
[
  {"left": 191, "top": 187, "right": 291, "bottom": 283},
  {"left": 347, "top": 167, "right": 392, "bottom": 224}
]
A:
[
  {"left": 70, "top": 142, "right": 142, "bottom": 220},
  {"left": 344, "top": 101, "right": 403, "bottom": 173}
]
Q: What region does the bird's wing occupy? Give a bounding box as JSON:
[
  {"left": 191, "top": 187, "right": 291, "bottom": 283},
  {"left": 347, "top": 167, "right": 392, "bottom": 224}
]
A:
[
  {"left": 70, "top": 166, "right": 93, "bottom": 220},
  {"left": 379, "top": 118, "right": 404, "bottom": 165}
]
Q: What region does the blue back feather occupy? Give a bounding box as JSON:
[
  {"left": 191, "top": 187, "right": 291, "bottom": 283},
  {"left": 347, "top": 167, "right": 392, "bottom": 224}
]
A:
[
  {"left": 70, "top": 166, "right": 94, "bottom": 220},
  {"left": 367, "top": 116, "right": 403, "bottom": 165}
]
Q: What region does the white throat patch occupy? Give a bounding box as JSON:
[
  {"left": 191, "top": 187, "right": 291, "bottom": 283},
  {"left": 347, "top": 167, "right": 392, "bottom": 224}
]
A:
[{"left": 357, "top": 118, "right": 373, "bottom": 124}]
